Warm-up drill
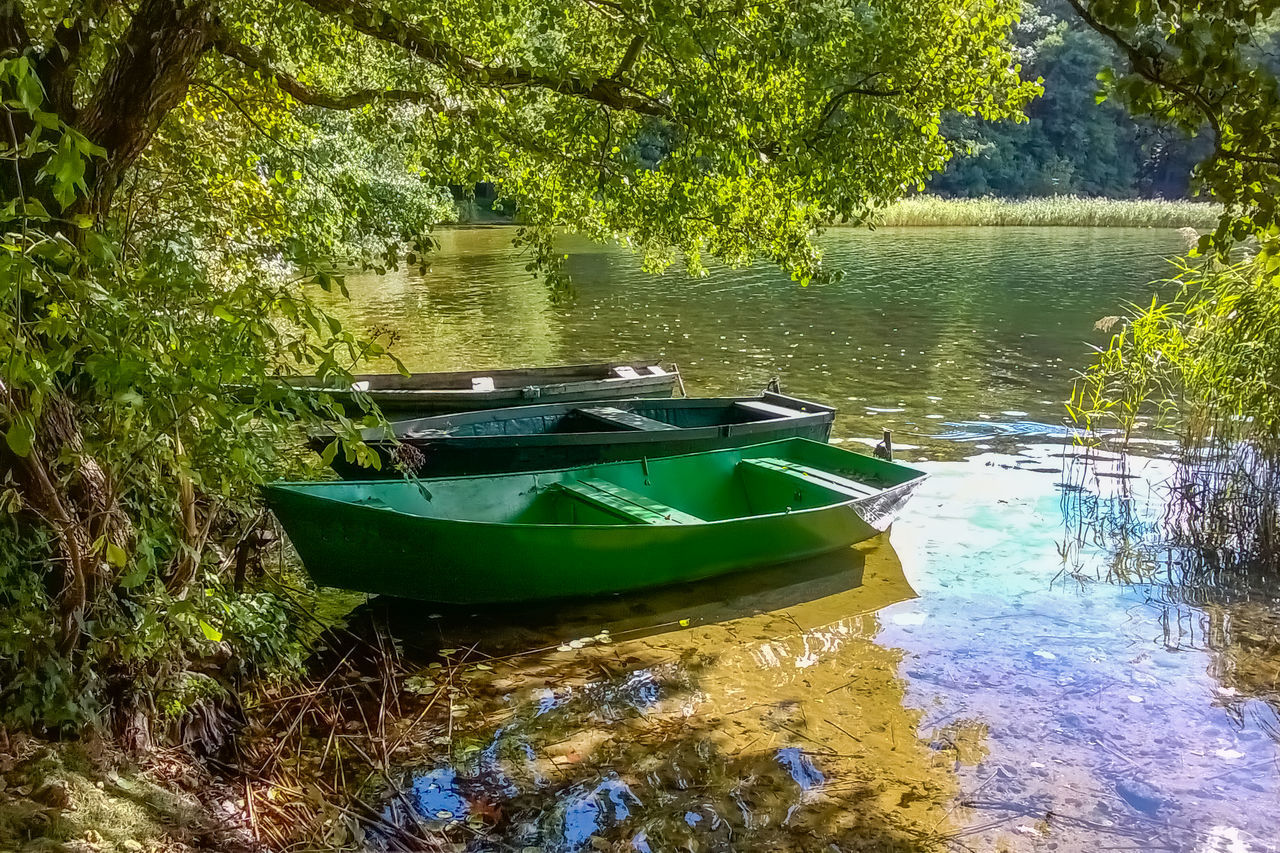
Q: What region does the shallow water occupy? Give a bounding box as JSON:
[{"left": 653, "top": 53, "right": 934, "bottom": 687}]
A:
[{"left": 322, "top": 227, "right": 1280, "bottom": 851}]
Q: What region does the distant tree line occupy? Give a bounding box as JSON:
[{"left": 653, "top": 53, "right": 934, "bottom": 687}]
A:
[{"left": 931, "top": 0, "right": 1223, "bottom": 199}]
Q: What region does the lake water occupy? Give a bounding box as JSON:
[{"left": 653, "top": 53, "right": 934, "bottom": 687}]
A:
[{"left": 324, "top": 227, "right": 1280, "bottom": 852}]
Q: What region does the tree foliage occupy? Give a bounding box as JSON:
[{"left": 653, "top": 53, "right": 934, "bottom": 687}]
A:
[
  {"left": 1064, "top": 0, "right": 1280, "bottom": 256},
  {"left": 0, "top": 0, "right": 1036, "bottom": 734},
  {"left": 932, "top": 0, "right": 1212, "bottom": 198}
]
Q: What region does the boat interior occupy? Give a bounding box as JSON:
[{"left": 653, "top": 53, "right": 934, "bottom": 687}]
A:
[
  {"left": 292, "top": 440, "right": 922, "bottom": 527},
  {"left": 396, "top": 398, "right": 821, "bottom": 439}
]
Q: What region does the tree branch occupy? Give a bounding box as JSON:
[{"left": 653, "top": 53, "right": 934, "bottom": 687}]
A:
[
  {"left": 213, "top": 31, "right": 447, "bottom": 111},
  {"left": 613, "top": 33, "right": 646, "bottom": 78},
  {"left": 806, "top": 77, "right": 901, "bottom": 147},
  {"left": 818, "top": 82, "right": 900, "bottom": 124},
  {"left": 0, "top": 0, "right": 30, "bottom": 56},
  {"left": 297, "top": 0, "right": 669, "bottom": 116},
  {"left": 1063, "top": 0, "right": 1225, "bottom": 144},
  {"left": 41, "top": 14, "right": 92, "bottom": 118},
  {"left": 1064, "top": 2, "right": 1280, "bottom": 173}
]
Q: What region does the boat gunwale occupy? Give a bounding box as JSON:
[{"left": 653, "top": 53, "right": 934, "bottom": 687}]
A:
[
  {"left": 350, "top": 357, "right": 666, "bottom": 383},
  {"left": 267, "top": 476, "right": 926, "bottom": 531},
  {"left": 357, "top": 374, "right": 676, "bottom": 399},
  {"left": 267, "top": 441, "right": 927, "bottom": 531}
]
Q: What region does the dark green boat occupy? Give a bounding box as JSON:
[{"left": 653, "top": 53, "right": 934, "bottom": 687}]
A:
[
  {"left": 315, "top": 392, "right": 836, "bottom": 478},
  {"left": 266, "top": 438, "right": 926, "bottom": 604}
]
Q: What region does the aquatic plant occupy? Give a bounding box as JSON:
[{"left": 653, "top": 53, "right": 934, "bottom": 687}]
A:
[
  {"left": 1069, "top": 259, "right": 1280, "bottom": 575},
  {"left": 1061, "top": 0, "right": 1280, "bottom": 576},
  {"left": 875, "top": 195, "right": 1219, "bottom": 228}
]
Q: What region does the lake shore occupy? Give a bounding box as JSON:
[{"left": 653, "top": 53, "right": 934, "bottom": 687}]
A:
[{"left": 453, "top": 195, "right": 1221, "bottom": 230}]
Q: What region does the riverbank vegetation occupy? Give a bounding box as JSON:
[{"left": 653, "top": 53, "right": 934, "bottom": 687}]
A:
[
  {"left": 876, "top": 195, "right": 1218, "bottom": 227},
  {"left": 1068, "top": 0, "right": 1280, "bottom": 573}
]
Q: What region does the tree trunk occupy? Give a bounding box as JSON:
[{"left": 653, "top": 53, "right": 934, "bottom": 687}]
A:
[
  {"left": 0, "top": 2, "right": 28, "bottom": 56},
  {"left": 0, "top": 387, "right": 94, "bottom": 653},
  {"left": 2, "top": 1, "right": 219, "bottom": 650},
  {"left": 77, "top": 0, "right": 215, "bottom": 216}
]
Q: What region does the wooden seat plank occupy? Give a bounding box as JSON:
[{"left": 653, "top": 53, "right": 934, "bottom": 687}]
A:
[
  {"left": 733, "top": 400, "right": 805, "bottom": 420},
  {"left": 739, "top": 457, "right": 879, "bottom": 498},
  {"left": 575, "top": 406, "right": 681, "bottom": 431},
  {"left": 558, "top": 478, "right": 702, "bottom": 525}
]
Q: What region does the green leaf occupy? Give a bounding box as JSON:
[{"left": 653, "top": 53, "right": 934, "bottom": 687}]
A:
[
  {"left": 16, "top": 70, "right": 43, "bottom": 111},
  {"left": 320, "top": 439, "right": 340, "bottom": 466},
  {"left": 105, "top": 542, "right": 127, "bottom": 568},
  {"left": 39, "top": 135, "right": 88, "bottom": 208},
  {"left": 117, "top": 561, "right": 150, "bottom": 589},
  {"left": 198, "top": 619, "right": 223, "bottom": 643},
  {"left": 5, "top": 418, "right": 34, "bottom": 457}
]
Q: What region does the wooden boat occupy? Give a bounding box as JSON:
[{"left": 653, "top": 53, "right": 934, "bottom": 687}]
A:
[
  {"left": 315, "top": 392, "right": 836, "bottom": 478},
  {"left": 278, "top": 359, "right": 679, "bottom": 415},
  {"left": 265, "top": 438, "right": 927, "bottom": 604}
]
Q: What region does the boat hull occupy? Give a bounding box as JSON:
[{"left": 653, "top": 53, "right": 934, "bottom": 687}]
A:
[
  {"left": 268, "top": 486, "right": 917, "bottom": 604},
  {"left": 267, "top": 440, "right": 926, "bottom": 604}
]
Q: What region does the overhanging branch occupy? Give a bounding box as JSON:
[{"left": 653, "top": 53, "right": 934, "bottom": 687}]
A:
[
  {"left": 214, "top": 31, "right": 448, "bottom": 111},
  {"left": 1063, "top": 0, "right": 1225, "bottom": 143},
  {"left": 1063, "top": 1, "right": 1280, "bottom": 171},
  {"left": 297, "top": 0, "right": 669, "bottom": 116},
  {"left": 817, "top": 81, "right": 900, "bottom": 126},
  {"left": 614, "top": 34, "right": 646, "bottom": 78}
]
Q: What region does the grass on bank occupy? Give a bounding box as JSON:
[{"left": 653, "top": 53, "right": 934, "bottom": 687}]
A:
[{"left": 874, "top": 195, "right": 1221, "bottom": 228}]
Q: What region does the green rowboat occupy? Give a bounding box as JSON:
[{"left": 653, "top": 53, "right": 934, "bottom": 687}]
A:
[{"left": 265, "top": 438, "right": 926, "bottom": 604}]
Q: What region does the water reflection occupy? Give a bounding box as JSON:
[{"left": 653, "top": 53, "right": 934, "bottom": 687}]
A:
[
  {"left": 928, "top": 418, "right": 1082, "bottom": 442},
  {"left": 373, "top": 544, "right": 884, "bottom": 656},
  {"left": 1059, "top": 445, "right": 1280, "bottom": 806},
  {"left": 887, "top": 446, "right": 1280, "bottom": 851},
  {"left": 366, "top": 543, "right": 963, "bottom": 851},
  {"left": 346, "top": 447, "right": 1280, "bottom": 852},
  {"left": 325, "top": 226, "right": 1186, "bottom": 459}
]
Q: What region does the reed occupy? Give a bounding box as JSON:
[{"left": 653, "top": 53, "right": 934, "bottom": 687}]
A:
[
  {"left": 1068, "top": 259, "right": 1280, "bottom": 577},
  {"left": 234, "top": 612, "right": 463, "bottom": 850},
  {"left": 874, "top": 195, "right": 1221, "bottom": 228}
]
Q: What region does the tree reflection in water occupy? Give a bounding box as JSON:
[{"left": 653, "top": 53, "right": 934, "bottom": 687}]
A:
[{"left": 370, "top": 543, "right": 968, "bottom": 851}]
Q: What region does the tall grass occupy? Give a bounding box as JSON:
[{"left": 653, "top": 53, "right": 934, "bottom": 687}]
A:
[{"left": 875, "top": 195, "right": 1220, "bottom": 228}]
